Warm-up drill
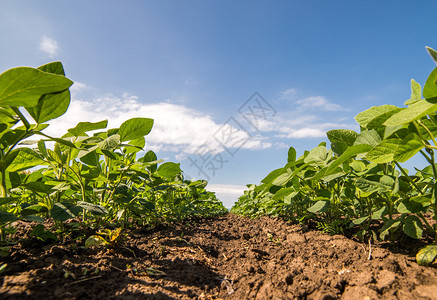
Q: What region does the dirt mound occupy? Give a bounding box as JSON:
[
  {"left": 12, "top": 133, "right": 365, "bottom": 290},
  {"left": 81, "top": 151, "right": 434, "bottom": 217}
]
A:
[{"left": 1, "top": 213, "right": 437, "bottom": 299}]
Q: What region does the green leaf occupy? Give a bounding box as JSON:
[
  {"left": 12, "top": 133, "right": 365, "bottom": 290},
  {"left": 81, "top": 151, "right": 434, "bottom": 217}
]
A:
[
  {"left": 0, "top": 67, "right": 73, "bottom": 108},
  {"left": 77, "top": 201, "right": 108, "bottom": 216},
  {"left": 380, "top": 220, "right": 401, "bottom": 240},
  {"left": 29, "top": 224, "right": 57, "bottom": 242},
  {"left": 272, "top": 162, "right": 309, "bottom": 186},
  {"left": 426, "top": 47, "right": 437, "bottom": 65},
  {"left": 393, "top": 133, "right": 424, "bottom": 162},
  {"left": 416, "top": 243, "right": 437, "bottom": 266},
  {"left": 85, "top": 235, "right": 108, "bottom": 248},
  {"left": 355, "top": 105, "right": 401, "bottom": 129},
  {"left": 123, "top": 136, "right": 145, "bottom": 154},
  {"left": 327, "top": 129, "right": 358, "bottom": 156},
  {"left": 140, "top": 150, "right": 158, "bottom": 173},
  {"left": 21, "top": 204, "right": 49, "bottom": 217},
  {"left": 307, "top": 200, "right": 330, "bottom": 213},
  {"left": 0, "top": 211, "right": 18, "bottom": 223},
  {"left": 119, "top": 118, "right": 154, "bottom": 142},
  {"left": 68, "top": 120, "right": 108, "bottom": 136},
  {"left": 0, "top": 197, "right": 19, "bottom": 205},
  {"left": 6, "top": 148, "right": 45, "bottom": 172},
  {"left": 261, "top": 168, "right": 285, "bottom": 184},
  {"left": 423, "top": 67, "right": 437, "bottom": 101},
  {"left": 272, "top": 188, "right": 295, "bottom": 200},
  {"left": 384, "top": 100, "right": 437, "bottom": 126},
  {"left": 365, "top": 138, "right": 402, "bottom": 163},
  {"left": 79, "top": 150, "right": 100, "bottom": 166},
  {"left": 287, "top": 147, "right": 296, "bottom": 163},
  {"left": 404, "top": 79, "right": 422, "bottom": 105},
  {"left": 304, "top": 146, "right": 330, "bottom": 165},
  {"left": 371, "top": 206, "right": 387, "bottom": 220},
  {"left": 23, "top": 182, "right": 53, "bottom": 194},
  {"left": 355, "top": 176, "right": 394, "bottom": 193},
  {"left": 353, "top": 130, "right": 381, "bottom": 147},
  {"left": 317, "top": 144, "right": 372, "bottom": 179},
  {"left": 397, "top": 199, "right": 424, "bottom": 214},
  {"left": 50, "top": 202, "right": 81, "bottom": 221},
  {"left": 97, "top": 134, "right": 120, "bottom": 151},
  {"left": 26, "top": 89, "right": 70, "bottom": 123},
  {"left": 352, "top": 216, "right": 369, "bottom": 225},
  {"left": 403, "top": 215, "right": 423, "bottom": 239},
  {"left": 38, "top": 61, "right": 66, "bottom": 75},
  {"left": 157, "top": 162, "right": 182, "bottom": 178}
]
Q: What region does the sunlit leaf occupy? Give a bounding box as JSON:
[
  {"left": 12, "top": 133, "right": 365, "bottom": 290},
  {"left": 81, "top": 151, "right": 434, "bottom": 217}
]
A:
[{"left": 0, "top": 67, "right": 73, "bottom": 108}]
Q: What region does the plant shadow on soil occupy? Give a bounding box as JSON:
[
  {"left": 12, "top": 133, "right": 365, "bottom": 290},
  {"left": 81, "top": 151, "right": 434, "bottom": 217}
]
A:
[{"left": 2, "top": 213, "right": 437, "bottom": 299}]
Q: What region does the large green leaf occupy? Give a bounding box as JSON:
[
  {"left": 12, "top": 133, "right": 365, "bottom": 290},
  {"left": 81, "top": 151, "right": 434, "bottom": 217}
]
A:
[
  {"left": 26, "top": 89, "right": 70, "bottom": 123},
  {"left": 307, "top": 200, "right": 330, "bottom": 213},
  {"left": 304, "top": 146, "right": 330, "bottom": 165},
  {"left": 416, "top": 243, "right": 437, "bottom": 266},
  {"left": 272, "top": 187, "right": 295, "bottom": 200},
  {"left": 355, "top": 175, "right": 395, "bottom": 193},
  {"left": 353, "top": 130, "right": 381, "bottom": 147},
  {"left": 272, "top": 163, "right": 309, "bottom": 186},
  {"left": 327, "top": 129, "right": 358, "bottom": 156},
  {"left": 0, "top": 211, "right": 18, "bottom": 223},
  {"left": 384, "top": 100, "right": 437, "bottom": 126},
  {"left": 403, "top": 215, "right": 423, "bottom": 239},
  {"left": 365, "top": 138, "right": 402, "bottom": 163},
  {"left": 119, "top": 118, "right": 154, "bottom": 142},
  {"left": 261, "top": 168, "right": 285, "bottom": 184},
  {"left": 77, "top": 201, "right": 108, "bottom": 216},
  {"left": 393, "top": 133, "right": 424, "bottom": 162},
  {"left": 355, "top": 105, "right": 401, "bottom": 129},
  {"left": 68, "top": 120, "right": 108, "bottom": 137},
  {"left": 50, "top": 202, "right": 81, "bottom": 221},
  {"left": 0, "top": 67, "right": 73, "bottom": 108},
  {"left": 6, "top": 148, "right": 45, "bottom": 172},
  {"left": 157, "top": 162, "right": 182, "bottom": 178},
  {"left": 20, "top": 204, "right": 49, "bottom": 217}
]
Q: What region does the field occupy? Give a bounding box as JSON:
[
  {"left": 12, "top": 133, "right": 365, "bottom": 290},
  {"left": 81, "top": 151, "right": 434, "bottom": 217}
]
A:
[
  {"left": 2, "top": 51, "right": 437, "bottom": 299},
  {"left": 2, "top": 213, "right": 437, "bottom": 299}
]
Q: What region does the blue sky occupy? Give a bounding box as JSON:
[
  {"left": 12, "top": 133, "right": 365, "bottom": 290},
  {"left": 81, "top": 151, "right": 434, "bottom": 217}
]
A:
[{"left": 1, "top": 1, "right": 436, "bottom": 207}]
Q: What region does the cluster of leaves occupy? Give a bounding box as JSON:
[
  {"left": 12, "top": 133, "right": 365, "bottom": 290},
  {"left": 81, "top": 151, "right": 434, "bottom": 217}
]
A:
[
  {"left": 0, "top": 61, "right": 227, "bottom": 246},
  {"left": 232, "top": 47, "right": 437, "bottom": 266}
]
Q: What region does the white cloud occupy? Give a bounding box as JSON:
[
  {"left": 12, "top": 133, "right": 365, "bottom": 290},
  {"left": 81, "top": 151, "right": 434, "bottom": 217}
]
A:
[
  {"left": 46, "top": 92, "right": 270, "bottom": 154},
  {"left": 207, "top": 184, "right": 247, "bottom": 195},
  {"left": 279, "top": 88, "right": 298, "bottom": 99},
  {"left": 295, "top": 96, "right": 346, "bottom": 111},
  {"left": 39, "top": 35, "right": 59, "bottom": 57},
  {"left": 280, "top": 128, "right": 327, "bottom": 138}
]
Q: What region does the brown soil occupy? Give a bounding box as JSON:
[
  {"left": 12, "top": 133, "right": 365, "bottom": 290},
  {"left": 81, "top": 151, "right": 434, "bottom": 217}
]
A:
[{"left": 1, "top": 213, "right": 437, "bottom": 299}]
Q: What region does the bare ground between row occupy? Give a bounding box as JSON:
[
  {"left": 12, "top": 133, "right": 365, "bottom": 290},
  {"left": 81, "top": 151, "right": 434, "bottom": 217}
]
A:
[{"left": 1, "top": 213, "right": 437, "bottom": 299}]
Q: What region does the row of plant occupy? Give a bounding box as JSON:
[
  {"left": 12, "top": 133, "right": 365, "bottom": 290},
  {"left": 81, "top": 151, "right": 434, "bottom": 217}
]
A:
[
  {"left": 0, "top": 61, "right": 227, "bottom": 251},
  {"left": 231, "top": 47, "right": 437, "bottom": 266}
]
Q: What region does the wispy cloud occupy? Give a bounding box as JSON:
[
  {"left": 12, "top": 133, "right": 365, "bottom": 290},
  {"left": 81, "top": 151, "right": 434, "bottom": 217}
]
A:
[
  {"left": 295, "top": 96, "right": 346, "bottom": 111},
  {"left": 39, "top": 35, "right": 59, "bottom": 58}
]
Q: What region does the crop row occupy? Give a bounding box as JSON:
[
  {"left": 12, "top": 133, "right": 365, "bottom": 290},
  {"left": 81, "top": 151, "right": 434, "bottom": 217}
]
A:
[
  {"left": 0, "top": 62, "right": 227, "bottom": 257},
  {"left": 231, "top": 47, "right": 437, "bottom": 266}
]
